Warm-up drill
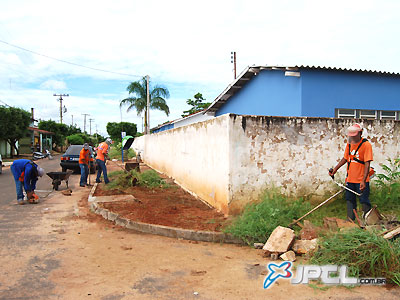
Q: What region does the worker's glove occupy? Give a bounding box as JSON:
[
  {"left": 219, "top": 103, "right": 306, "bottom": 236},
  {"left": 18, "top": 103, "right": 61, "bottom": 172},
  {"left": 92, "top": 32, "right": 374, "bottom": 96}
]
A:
[{"left": 328, "top": 168, "right": 335, "bottom": 179}]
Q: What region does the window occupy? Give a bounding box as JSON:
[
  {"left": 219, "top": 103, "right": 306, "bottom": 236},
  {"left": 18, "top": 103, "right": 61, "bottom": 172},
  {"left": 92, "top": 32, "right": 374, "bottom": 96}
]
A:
[
  {"left": 336, "top": 109, "right": 399, "bottom": 120},
  {"left": 360, "top": 110, "right": 377, "bottom": 119},
  {"left": 380, "top": 110, "right": 397, "bottom": 120},
  {"left": 337, "top": 109, "right": 356, "bottom": 118}
]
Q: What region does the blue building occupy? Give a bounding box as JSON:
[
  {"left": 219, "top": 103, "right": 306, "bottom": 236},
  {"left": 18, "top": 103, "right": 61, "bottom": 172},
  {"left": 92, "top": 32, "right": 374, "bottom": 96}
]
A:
[
  {"left": 154, "top": 65, "right": 400, "bottom": 132},
  {"left": 206, "top": 65, "right": 400, "bottom": 120}
]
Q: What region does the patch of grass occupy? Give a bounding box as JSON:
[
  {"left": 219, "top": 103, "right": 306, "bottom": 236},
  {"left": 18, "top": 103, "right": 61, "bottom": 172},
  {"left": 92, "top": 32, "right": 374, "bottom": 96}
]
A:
[
  {"left": 223, "top": 191, "right": 311, "bottom": 245},
  {"left": 311, "top": 228, "right": 400, "bottom": 286},
  {"left": 307, "top": 193, "right": 348, "bottom": 226},
  {"left": 139, "top": 170, "right": 170, "bottom": 189},
  {"left": 108, "top": 145, "right": 136, "bottom": 160},
  {"left": 106, "top": 169, "right": 170, "bottom": 190}
]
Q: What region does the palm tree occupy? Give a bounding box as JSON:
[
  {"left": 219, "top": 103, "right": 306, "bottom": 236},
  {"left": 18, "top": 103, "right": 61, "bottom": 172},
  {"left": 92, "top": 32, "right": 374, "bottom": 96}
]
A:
[{"left": 120, "top": 76, "right": 170, "bottom": 133}]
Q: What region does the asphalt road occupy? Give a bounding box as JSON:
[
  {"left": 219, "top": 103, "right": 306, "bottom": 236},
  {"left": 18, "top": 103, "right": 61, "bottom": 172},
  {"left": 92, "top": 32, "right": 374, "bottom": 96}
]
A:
[{"left": 0, "top": 156, "right": 80, "bottom": 299}]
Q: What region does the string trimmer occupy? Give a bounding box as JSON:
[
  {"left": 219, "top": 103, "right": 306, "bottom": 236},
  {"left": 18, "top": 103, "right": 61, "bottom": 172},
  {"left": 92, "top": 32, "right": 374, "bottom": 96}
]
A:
[{"left": 289, "top": 170, "right": 361, "bottom": 228}]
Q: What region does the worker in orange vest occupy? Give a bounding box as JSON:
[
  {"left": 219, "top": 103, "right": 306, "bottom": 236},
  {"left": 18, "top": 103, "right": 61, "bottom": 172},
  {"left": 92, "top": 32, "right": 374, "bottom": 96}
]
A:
[
  {"left": 79, "top": 143, "right": 90, "bottom": 187},
  {"left": 329, "top": 123, "right": 373, "bottom": 220},
  {"left": 95, "top": 138, "right": 112, "bottom": 184}
]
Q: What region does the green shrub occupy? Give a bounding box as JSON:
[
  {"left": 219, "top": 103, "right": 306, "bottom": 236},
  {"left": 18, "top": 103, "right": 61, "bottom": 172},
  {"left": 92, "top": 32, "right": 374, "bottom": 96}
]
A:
[
  {"left": 66, "top": 134, "right": 84, "bottom": 145},
  {"left": 371, "top": 158, "right": 400, "bottom": 213},
  {"left": 139, "top": 170, "right": 169, "bottom": 188},
  {"left": 224, "top": 191, "right": 311, "bottom": 245},
  {"left": 108, "top": 143, "right": 136, "bottom": 160},
  {"left": 106, "top": 169, "right": 169, "bottom": 190},
  {"left": 311, "top": 228, "right": 400, "bottom": 286}
]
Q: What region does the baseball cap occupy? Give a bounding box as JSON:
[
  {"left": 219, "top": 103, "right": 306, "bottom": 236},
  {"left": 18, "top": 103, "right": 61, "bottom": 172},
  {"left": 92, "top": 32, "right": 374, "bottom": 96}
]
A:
[{"left": 347, "top": 123, "right": 363, "bottom": 136}]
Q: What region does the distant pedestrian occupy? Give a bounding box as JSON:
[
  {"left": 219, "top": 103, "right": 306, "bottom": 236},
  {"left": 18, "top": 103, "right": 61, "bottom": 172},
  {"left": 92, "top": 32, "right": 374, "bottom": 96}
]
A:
[
  {"left": 96, "top": 138, "right": 112, "bottom": 184},
  {"left": 79, "top": 143, "right": 90, "bottom": 187},
  {"left": 10, "top": 159, "right": 45, "bottom": 205}
]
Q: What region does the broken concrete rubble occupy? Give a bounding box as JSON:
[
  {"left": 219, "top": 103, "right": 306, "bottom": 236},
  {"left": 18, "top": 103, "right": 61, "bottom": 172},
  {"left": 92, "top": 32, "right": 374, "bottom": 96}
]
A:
[
  {"left": 280, "top": 250, "right": 296, "bottom": 262},
  {"left": 300, "top": 220, "right": 319, "bottom": 240},
  {"left": 262, "top": 226, "right": 295, "bottom": 253},
  {"left": 253, "top": 243, "right": 264, "bottom": 249},
  {"left": 383, "top": 225, "right": 400, "bottom": 240},
  {"left": 292, "top": 239, "right": 318, "bottom": 255}
]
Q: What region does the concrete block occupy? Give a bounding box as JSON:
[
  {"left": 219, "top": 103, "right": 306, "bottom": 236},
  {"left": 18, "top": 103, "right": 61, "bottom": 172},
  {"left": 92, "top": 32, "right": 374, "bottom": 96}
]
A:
[
  {"left": 262, "top": 226, "right": 295, "bottom": 253},
  {"left": 292, "top": 239, "right": 318, "bottom": 254},
  {"left": 253, "top": 243, "right": 264, "bottom": 249},
  {"left": 280, "top": 250, "right": 296, "bottom": 262},
  {"left": 107, "top": 211, "right": 118, "bottom": 222}
]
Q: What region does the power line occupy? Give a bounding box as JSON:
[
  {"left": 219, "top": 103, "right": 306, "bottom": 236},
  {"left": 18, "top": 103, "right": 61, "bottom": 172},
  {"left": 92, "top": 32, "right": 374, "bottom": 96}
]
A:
[
  {"left": 0, "top": 99, "right": 11, "bottom": 107},
  {"left": 0, "top": 39, "right": 142, "bottom": 78}
]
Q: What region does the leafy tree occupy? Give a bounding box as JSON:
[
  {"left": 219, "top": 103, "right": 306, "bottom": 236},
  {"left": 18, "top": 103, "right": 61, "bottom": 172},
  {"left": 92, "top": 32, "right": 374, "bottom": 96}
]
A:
[
  {"left": 38, "top": 120, "right": 69, "bottom": 147},
  {"left": 0, "top": 106, "right": 31, "bottom": 157},
  {"left": 93, "top": 133, "right": 106, "bottom": 144},
  {"left": 120, "top": 77, "right": 170, "bottom": 131},
  {"left": 66, "top": 134, "right": 85, "bottom": 145},
  {"left": 66, "top": 133, "right": 98, "bottom": 146},
  {"left": 181, "top": 93, "right": 211, "bottom": 117},
  {"left": 106, "top": 122, "right": 137, "bottom": 142},
  {"left": 66, "top": 125, "right": 81, "bottom": 136}
]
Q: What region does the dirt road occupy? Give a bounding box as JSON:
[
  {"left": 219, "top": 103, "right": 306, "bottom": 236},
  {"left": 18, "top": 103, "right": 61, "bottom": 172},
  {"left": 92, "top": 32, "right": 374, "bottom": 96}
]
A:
[{"left": 0, "top": 162, "right": 399, "bottom": 299}]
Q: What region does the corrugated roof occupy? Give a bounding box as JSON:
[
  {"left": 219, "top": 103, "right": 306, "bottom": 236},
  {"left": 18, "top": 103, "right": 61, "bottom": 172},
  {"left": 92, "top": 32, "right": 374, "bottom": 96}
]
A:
[
  {"left": 28, "top": 126, "right": 54, "bottom": 135},
  {"left": 205, "top": 65, "right": 400, "bottom": 113}
]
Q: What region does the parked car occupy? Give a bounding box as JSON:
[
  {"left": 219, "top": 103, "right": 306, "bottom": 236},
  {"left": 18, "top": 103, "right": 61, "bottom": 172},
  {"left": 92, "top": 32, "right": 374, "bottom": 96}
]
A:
[
  {"left": 0, "top": 154, "right": 2, "bottom": 174},
  {"left": 60, "top": 145, "right": 96, "bottom": 173}
]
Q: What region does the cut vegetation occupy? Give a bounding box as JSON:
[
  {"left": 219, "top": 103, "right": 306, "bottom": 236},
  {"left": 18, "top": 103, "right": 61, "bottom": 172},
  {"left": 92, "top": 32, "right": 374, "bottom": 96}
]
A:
[{"left": 311, "top": 228, "right": 400, "bottom": 285}]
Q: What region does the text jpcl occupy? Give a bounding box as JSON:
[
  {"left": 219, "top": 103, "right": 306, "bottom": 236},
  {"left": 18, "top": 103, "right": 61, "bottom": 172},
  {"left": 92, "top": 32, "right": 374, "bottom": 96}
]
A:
[{"left": 291, "top": 265, "right": 386, "bottom": 285}]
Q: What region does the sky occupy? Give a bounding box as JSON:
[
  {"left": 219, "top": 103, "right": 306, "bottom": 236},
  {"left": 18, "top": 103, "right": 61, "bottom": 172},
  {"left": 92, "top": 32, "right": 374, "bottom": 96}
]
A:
[{"left": 0, "top": 0, "right": 400, "bottom": 136}]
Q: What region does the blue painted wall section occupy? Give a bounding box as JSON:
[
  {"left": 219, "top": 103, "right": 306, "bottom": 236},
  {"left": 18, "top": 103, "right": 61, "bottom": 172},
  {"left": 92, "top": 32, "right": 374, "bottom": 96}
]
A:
[
  {"left": 216, "top": 70, "right": 302, "bottom": 117},
  {"left": 153, "top": 123, "right": 174, "bottom": 133},
  {"left": 301, "top": 69, "right": 400, "bottom": 117}
]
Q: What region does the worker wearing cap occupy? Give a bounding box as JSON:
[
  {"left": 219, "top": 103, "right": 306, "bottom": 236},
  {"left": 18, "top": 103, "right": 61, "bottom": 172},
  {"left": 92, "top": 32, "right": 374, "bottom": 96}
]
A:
[
  {"left": 95, "top": 138, "right": 112, "bottom": 184},
  {"left": 329, "top": 123, "right": 373, "bottom": 220},
  {"left": 79, "top": 143, "right": 90, "bottom": 187},
  {"left": 10, "top": 159, "right": 44, "bottom": 205}
]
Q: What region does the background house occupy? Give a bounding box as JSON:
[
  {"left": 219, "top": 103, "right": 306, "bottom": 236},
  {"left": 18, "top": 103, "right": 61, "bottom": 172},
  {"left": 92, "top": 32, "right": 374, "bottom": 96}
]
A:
[
  {"left": 152, "top": 110, "right": 214, "bottom": 133},
  {"left": 206, "top": 65, "right": 400, "bottom": 120},
  {"left": 155, "top": 65, "right": 400, "bottom": 132}
]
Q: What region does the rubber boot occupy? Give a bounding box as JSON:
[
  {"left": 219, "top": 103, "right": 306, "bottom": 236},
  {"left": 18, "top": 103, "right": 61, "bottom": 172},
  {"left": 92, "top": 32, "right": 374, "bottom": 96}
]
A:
[
  {"left": 347, "top": 201, "right": 355, "bottom": 221},
  {"left": 362, "top": 203, "right": 371, "bottom": 219}
]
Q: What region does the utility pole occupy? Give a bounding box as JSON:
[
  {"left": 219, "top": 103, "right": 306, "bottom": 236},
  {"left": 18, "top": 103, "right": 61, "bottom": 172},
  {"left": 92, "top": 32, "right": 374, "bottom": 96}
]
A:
[
  {"left": 146, "top": 75, "right": 150, "bottom": 134},
  {"left": 53, "top": 94, "right": 69, "bottom": 123},
  {"left": 82, "top": 113, "right": 90, "bottom": 133},
  {"left": 231, "top": 51, "right": 237, "bottom": 79},
  {"left": 89, "top": 118, "right": 95, "bottom": 135},
  {"left": 71, "top": 115, "right": 74, "bottom": 126}
]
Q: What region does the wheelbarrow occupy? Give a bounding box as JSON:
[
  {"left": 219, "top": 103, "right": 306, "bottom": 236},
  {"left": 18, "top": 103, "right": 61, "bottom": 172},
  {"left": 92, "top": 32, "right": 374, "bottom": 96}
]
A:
[{"left": 46, "top": 170, "right": 73, "bottom": 190}]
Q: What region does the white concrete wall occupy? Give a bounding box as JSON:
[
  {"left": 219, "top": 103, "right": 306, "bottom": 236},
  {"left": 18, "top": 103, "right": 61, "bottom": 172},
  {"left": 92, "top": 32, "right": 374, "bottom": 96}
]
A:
[
  {"left": 133, "top": 114, "right": 400, "bottom": 215},
  {"left": 132, "top": 114, "right": 231, "bottom": 214},
  {"left": 228, "top": 115, "right": 400, "bottom": 213}
]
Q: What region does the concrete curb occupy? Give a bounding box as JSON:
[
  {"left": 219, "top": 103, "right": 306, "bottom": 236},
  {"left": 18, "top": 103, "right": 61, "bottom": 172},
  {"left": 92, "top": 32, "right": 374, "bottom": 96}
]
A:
[
  {"left": 88, "top": 184, "right": 243, "bottom": 244},
  {"left": 88, "top": 183, "right": 98, "bottom": 203}
]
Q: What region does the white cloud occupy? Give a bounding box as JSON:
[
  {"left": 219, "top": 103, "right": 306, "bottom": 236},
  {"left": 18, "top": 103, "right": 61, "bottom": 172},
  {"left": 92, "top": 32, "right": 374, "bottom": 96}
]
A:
[
  {"left": 0, "top": 0, "right": 400, "bottom": 134},
  {"left": 40, "top": 79, "right": 67, "bottom": 90}
]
